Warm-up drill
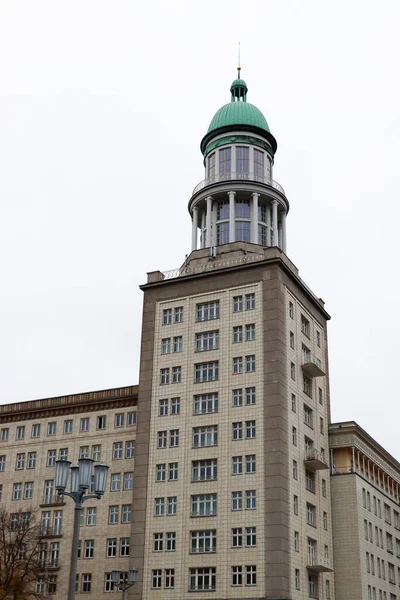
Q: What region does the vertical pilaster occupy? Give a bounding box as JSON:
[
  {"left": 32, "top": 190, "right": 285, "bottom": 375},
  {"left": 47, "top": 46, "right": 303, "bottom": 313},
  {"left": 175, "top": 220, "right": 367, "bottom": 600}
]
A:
[
  {"left": 281, "top": 211, "right": 287, "bottom": 253},
  {"left": 251, "top": 192, "right": 259, "bottom": 244},
  {"left": 272, "top": 200, "right": 278, "bottom": 246},
  {"left": 205, "top": 196, "right": 212, "bottom": 248},
  {"left": 192, "top": 207, "right": 198, "bottom": 251},
  {"left": 201, "top": 210, "right": 206, "bottom": 249},
  {"left": 228, "top": 191, "right": 236, "bottom": 243}
]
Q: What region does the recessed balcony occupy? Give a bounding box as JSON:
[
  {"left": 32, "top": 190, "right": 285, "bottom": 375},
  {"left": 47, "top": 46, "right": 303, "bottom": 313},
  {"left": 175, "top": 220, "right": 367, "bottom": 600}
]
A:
[
  {"left": 307, "top": 555, "right": 333, "bottom": 573},
  {"left": 192, "top": 172, "right": 285, "bottom": 197},
  {"left": 301, "top": 354, "right": 325, "bottom": 377},
  {"left": 304, "top": 449, "right": 329, "bottom": 471}
]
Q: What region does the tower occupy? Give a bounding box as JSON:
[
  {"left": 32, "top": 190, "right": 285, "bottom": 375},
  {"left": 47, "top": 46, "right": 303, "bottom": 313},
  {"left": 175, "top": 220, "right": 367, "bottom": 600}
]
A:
[{"left": 132, "top": 71, "right": 335, "bottom": 600}]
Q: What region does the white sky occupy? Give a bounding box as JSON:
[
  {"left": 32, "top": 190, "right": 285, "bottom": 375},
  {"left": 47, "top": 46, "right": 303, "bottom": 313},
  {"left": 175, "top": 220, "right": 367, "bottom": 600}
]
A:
[{"left": 1, "top": 1, "right": 400, "bottom": 456}]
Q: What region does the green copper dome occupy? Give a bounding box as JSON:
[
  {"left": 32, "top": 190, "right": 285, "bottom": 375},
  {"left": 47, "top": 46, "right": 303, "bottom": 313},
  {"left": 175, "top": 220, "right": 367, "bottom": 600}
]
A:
[{"left": 201, "top": 75, "right": 277, "bottom": 156}]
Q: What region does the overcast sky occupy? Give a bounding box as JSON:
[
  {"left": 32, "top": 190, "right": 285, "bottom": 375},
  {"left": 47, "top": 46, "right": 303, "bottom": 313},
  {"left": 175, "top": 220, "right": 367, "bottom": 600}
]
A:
[{"left": 1, "top": 1, "right": 399, "bottom": 456}]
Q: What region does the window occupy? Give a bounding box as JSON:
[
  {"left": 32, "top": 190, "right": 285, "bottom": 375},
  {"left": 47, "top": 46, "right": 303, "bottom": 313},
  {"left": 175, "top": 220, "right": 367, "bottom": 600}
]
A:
[
  {"left": 193, "top": 426, "right": 218, "bottom": 448},
  {"left": 295, "top": 568, "right": 300, "bottom": 590},
  {"left": 111, "top": 473, "right": 121, "bottom": 492},
  {"left": 79, "top": 446, "right": 89, "bottom": 458},
  {"left": 153, "top": 533, "right": 163, "bottom": 552},
  {"left": 13, "top": 483, "right": 22, "bottom": 500},
  {"left": 171, "top": 397, "right": 180, "bottom": 414},
  {"left": 233, "top": 357, "right": 243, "bottom": 374},
  {"left": 194, "top": 393, "right": 218, "bottom": 415},
  {"left": 0, "top": 455, "right": 6, "bottom": 472},
  {"left": 36, "top": 578, "right": 45, "bottom": 594},
  {"left": 291, "top": 362, "right": 295, "bottom": 380},
  {"left": 294, "top": 495, "right": 299, "bottom": 515},
  {"left": 113, "top": 442, "right": 123, "bottom": 459},
  {"left": 172, "top": 366, "right": 181, "bottom": 384},
  {"left": 152, "top": 569, "right": 162, "bottom": 589},
  {"left": 236, "top": 146, "right": 249, "bottom": 174},
  {"left": 91, "top": 445, "right": 101, "bottom": 462},
  {"left": 47, "top": 450, "right": 57, "bottom": 467},
  {"left": 246, "top": 526, "right": 256, "bottom": 547},
  {"left": 64, "top": 420, "right": 73, "bottom": 434},
  {"left": 301, "top": 314, "right": 310, "bottom": 337},
  {"left": 233, "top": 296, "right": 243, "bottom": 312},
  {"left": 174, "top": 306, "right": 183, "bottom": 323},
  {"left": 304, "top": 404, "right": 313, "bottom": 428},
  {"left": 317, "top": 330, "right": 321, "bottom": 347},
  {"left": 125, "top": 440, "right": 135, "bottom": 458},
  {"left": 122, "top": 505, "right": 131, "bottom": 523},
  {"left": 246, "top": 490, "right": 256, "bottom": 509},
  {"left": 294, "top": 530, "right": 299, "bottom": 551},
  {"left": 86, "top": 508, "right": 96, "bottom": 526},
  {"left": 289, "top": 301, "right": 294, "bottom": 318},
  {"left": 192, "top": 459, "right": 217, "bottom": 482},
  {"left": 246, "top": 293, "right": 255, "bottom": 310},
  {"left": 387, "top": 533, "right": 394, "bottom": 553},
  {"left": 160, "top": 368, "right": 170, "bottom": 385},
  {"left": 163, "top": 308, "right": 172, "bottom": 325},
  {"left": 232, "top": 491, "right": 242, "bottom": 511},
  {"left": 24, "top": 482, "right": 33, "bottom": 499},
  {"left": 308, "top": 574, "right": 317, "bottom": 598},
  {"left": 233, "top": 326, "right": 243, "bottom": 343},
  {"left": 156, "top": 464, "right": 166, "bottom": 482},
  {"left": 191, "top": 494, "right": 217, "bottom": 517},
  {"left": 232, "top": 566, "right": 242, "bottom": 586},
  {"left": 208, "top": 152, "right": 215, "bottom": 178},
  {"left": 47, "top": 422, "right": 56, "bottom": 436},
  {"left": 232, "top": 527, "right": 242, "bottom": 547},
  {"left": 306, "top": 469, "right": 315, "bottom": 493},
  {"left": 197, "top": 301, "right": 219, "bottom": 321},
  {"left": 81, "top": 574, "right": 91, "bottom": 593},
  {"left": 293, "top": 460, "right": 298, "bottom": 480},
  {"left": 167, "top": 496, "right": 177, "bottom": 515},
  {"left": 323, "top": 511, "right": 328, "bottom": 530},
  {"left": 97, "top": 415, "right": 106, "bottom": 430},
  {"left": 59, "top": 448, "right": 68, "bottom": 460},
  {"left": 16, "top": 426, "right": 25, "bottom": 440},
  {"left": 173, "top": 336, "right": 182, "bottom": 352},
  {"left": 232, "top": 422, "right": 243, "bottom": 440},
  {"left": 16, "top": 453, "right": 25, "bottom": 470},
  {"left": 290, "top": 331, "right": 295, "bottom": 349},
  {"left": 246, "top": 420, "right": 256, "bottom": 439},
  {"left": 27, "top": 452, "right": 36, "bottom": 469},
  {"left": 48, "top": 576, "right": 57, "bottom": 594},
  {"left": 306, "top": 503, "right": 316, "bottom": 526},
  {"left": 232, "top": 389, "right": 242, "bottom": 407},
  {"left": 195, "top": 361, "right": 219, "bottom": 383},
  {"left": 246, "top": 355, "right": 256, "bottom": 372},
  {"left": 169, "top": 463, "right": 178, "bottom": 480},
  {"left": 232, "top": 456, "right": 243, "bottom": 475},
  {"left": 196, "top": 330, "right": 219, "bottom": 351},
  {"left": 292, "top": 426, "right": 297, "bottom": 446},
  {"left": 84, "top": 540, "right": 94, "bottom": 559},
  {"left": 80, "top": 418, "right": 89, "bottom": 432},
  {"left": 291, "top": 393, "right": 296, "bottom": 412},
  {"left": 0, "top": 428, "right": 8, "bottom": 442},
  {"left": 155, "top": 498, "right": 164, "bottom": 516},
  {"left": 320, "top": 417, "right": 324, "bottom": 434},
  {"left": 161, "top": 337, "right": 171, "bottom": 354},
  {"left": 107, "top": 538, "right": 117, "bottom": 557},
  {"left": 127, "top": 412, "right": 137, "bottom": 426},
  {"left": 385, "top": 503, "right": 392, "bottom": 524},
  {"left": 109, "top": 506, "right": 119, "bottom": 524},
  {"left": 170, "top": 429, "right": 179, "bottom": 448},
  {"left": 165, "top": 569, "right": 175, "bottom": 589},
  {"left": 246, "top": 565, "right": 257, "bottom": 586},
  {"left": 115, "top": 413, "right": 125, "bottom": 428},
  {"left": 191, "top": 530, "right": 216, "bottom": 553},
  {"left": 303, "top": 375, "right": 312, "bottom": 397},
  {"left": 159, "top": 399, "right": 168, "bottom": 416},
  {"left": 246, "top": 386, "right": 256, "bottom": 405},
  {"left": 32, "top": 424, "right": 40, "bottom": 437},
  {"left": 189, "top": 567, "right": 216, "bottom": 592}
]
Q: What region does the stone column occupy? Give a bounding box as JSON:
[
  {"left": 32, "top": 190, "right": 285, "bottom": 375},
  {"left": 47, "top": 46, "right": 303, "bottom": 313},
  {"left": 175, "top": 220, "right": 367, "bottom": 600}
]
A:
[
  {"left": 228, "top": 191, "right": 236, "bottom": 243},
  {"left": 251, "top": 192, "right": 259, "bottom": 244},
  {"left": 201, "top": 210, "right": 206, "bottom": 249},
  {"left": 266, "top": 202, "right": 271, "bottom": 246},
  {"left": 281, "top": 211, "right": 287, "bottom": 253},
  {"left": 205, "top": 196, "right": 212, "bottom": 248},
  {"left": 192, "top": 207, "right": 198, "bottom": 251},
  {"left": 272, "top": 200, "right": 278, "bottom": 246}
]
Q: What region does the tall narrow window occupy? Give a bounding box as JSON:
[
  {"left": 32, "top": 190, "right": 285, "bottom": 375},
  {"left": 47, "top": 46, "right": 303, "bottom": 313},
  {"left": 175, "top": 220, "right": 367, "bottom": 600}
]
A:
[
  {"left": 254, "top": 149, "right": 264, "bottom": 180},
  {"left": 208, "top": 153, "right": 215, "bottom": 179},
  {"left": 219, "top": 148, "right": 231, "bottom": 176},
  {"left": 236, "top": 146, "right": 249, "bottom": 175}
]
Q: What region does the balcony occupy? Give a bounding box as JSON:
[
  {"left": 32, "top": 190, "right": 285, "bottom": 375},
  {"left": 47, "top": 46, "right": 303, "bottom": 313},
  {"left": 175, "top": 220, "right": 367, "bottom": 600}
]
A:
[
  {"left": 41, "top": 526, "right": 63, "bottom": 538},
  {"left": 192, "top": 172, "right": 285, "bottom": 196},
  {"left": 47, "top": 560, "right": 60, "bottom": 570},
  {"left": 304, "top": 449, "right": 329, "bottom": 471},
  {"left": 40, "top": 494, "right": 65, "bottom": 507},
  {"left": 307, "top": 555, "right": 333, "bottom": 573},
  {"left": 301, "top": 354, "right": 325, "bottom": 377}
]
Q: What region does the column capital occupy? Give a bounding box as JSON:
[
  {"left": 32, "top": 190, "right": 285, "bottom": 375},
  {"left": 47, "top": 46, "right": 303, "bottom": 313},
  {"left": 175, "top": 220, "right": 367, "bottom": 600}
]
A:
[
  {"left": 205, "top": 195, "right": 213, "bottom": 202},
  {"left": 251, "top": 192, "right": 260, "bottom": 199},
  {"left": 227, "top": 190, "right": 236, "bottom": 198},
  {"left": 271, "top": 198, "right": 278, "bottom": 205}
]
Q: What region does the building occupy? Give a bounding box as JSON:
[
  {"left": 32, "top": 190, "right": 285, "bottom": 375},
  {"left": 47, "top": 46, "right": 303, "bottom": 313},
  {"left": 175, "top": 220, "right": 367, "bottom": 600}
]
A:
[
  {"left": 0, "top": 385, "right": 138, "bottom": 597},
  {"left": 132, "top": 70, "right": 335, "bottom": 600},
  {"left": 330, "top": 421, "right": 400, "bottom": 600}
]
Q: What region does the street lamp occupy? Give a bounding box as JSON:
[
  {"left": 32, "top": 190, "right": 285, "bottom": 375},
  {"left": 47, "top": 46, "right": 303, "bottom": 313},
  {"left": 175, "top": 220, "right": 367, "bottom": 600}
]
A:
[
  {"left": 111, "top": 569, "right": 138, "bottom": 599},
  {"left": 55, "top": 457, "right": 109, "bottom": 600}
]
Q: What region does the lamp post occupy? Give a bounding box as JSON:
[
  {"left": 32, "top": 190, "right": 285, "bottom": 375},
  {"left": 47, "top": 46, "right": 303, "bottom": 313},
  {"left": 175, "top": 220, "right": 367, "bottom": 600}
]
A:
[
  {"left": 111, "top": 569, "right": 138, "bottom": 600},
  {"left": 55, "top": 457, "right": 109, "bottom": 600}
]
